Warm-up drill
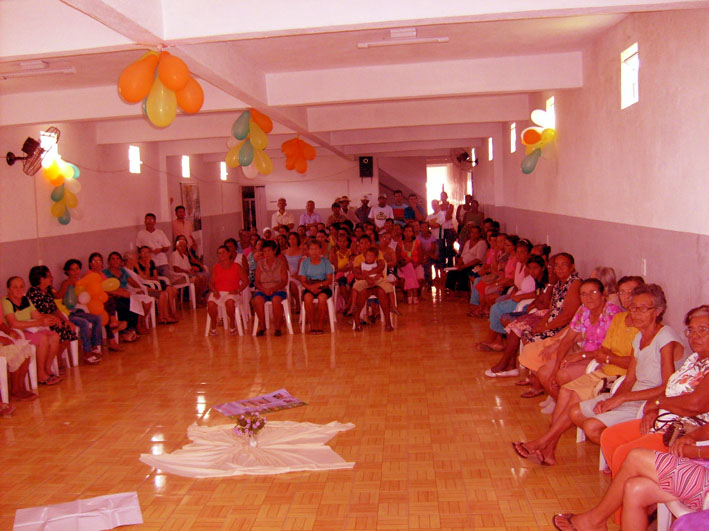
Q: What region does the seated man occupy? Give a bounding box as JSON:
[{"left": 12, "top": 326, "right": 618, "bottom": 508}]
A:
[{"left": 351, "top": 236, "right": 395, "bottom": 331}]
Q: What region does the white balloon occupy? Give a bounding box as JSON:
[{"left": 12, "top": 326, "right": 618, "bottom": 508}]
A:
[
  {"left": 78, "top": 292, "right": 91, "bottom": 304},
  {"left": 64, "top": 178, "right": 82, "bottom": 194},
  {"left": 530, "top": 109, "right": 554, "bottom": 129},
  {"left": 241, "top": 163, "right": 259, "bottom": 179}
]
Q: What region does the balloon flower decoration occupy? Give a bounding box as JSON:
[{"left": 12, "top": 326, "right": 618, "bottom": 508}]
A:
[
  {"left": 520, "top": 109, "right": 557, "bottom": 174},
  {"left": 118, "top": 51, "right": 204, "bottom": 128},
  {"left": 281, "top": 137, "right": 316, "bottom": 174},
  {"left": 225, "top": 109, "right": 274, "bottom": 178},
  {"left": 43, "top": 157, "right": 81, "bottom": 225},
  {"left": 70, "top": 272, "right": 120, "bottom": 325}
]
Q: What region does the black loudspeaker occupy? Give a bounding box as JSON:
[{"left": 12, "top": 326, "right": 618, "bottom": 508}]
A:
[{"left": 359, "top": 156, "right": 373, "bottom": 178}]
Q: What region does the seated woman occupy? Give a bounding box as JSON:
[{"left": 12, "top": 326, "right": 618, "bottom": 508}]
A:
[
  {"left": 88, "top": 252, "right": 131, "bottom": 348},
  {"left": 105, "top": 251, "right": 154, "bottom": 333},
  {"left": 253, "top": 240, "right": 288, "bottom": 336},
  {"left": 134, "top": 246, "right": 179, "bottom": 324},
  {"left": 207, "top": 245, "right": 249, "bottom": 335},
  {"left": 486, "top": 253, "right": 581, "bottom": 378},
  {"left": 56, "top": 259, "right": 103, "bottom": 364},
  {"left": 397, "top": 225, "right": 422, "bottom": 304},
  {"left": 247, "top": 236, "right": 263, "bottom": 287},
  {"left": 2, "top": 276, "right": 62, "bottom": 385},
  {"left": 171, "top": 236, "right": 207, "bottom": 307},
  {"left": 352, "top": 245, "right": 395, "bottom": 332},
  {"left": 329, "top": 231, "right": 353, "bottom": 313},
  {"left": 298, "top": 240, "right": 335, "bottom": 334},
  {"left": 591, "top": 265, "right": 620, "bottom": 307},
  {"left": 569, "top": 285, "right": 687, "bottom": 477},
  {"left": 478, "top": 244, "right": 542, "bottom": 350},
  {"left": 0, "top": 321, "right": 36, "bottom": 405},
  {"left": 469, "top": 234, "right": 519, "bottom": 316},
  {"left": 512, "top": 278, "right": 622, "bottom": 465},
  {"left": 553, "top": 305, "right": 709, "bottom": 531},
  {"left": 444, "top": 226, "right": 487, "bottom": 293},
  {"left": 467, "top": 230, "right": 500, "bottom": 309},
  {"left": 26, "top": 265, "right": 80, "bottom": 371}
]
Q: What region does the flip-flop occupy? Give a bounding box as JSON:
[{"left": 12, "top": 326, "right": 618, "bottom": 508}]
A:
[
  {"left": 530, "top": 450, "right": 553, "bottom": 466},
  {"left": 39, "top": 375, "right": 61, "bottom": 386},
  {"left": 511, "top": 441, "right": 531, "bottom": 459},
  {"left": 552, "top": 513, "right": 578, "bottom": 531},
  {"left": 515, "top": 378, "right": 532, "bottom": 386},
  {"left": 521, "top": 388, "right": 545, "bottom": 399}
]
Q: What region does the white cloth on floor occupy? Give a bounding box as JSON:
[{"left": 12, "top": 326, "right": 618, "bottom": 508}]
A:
[{"left": 139, "top": 421, "right": 355, "bottom": 478}]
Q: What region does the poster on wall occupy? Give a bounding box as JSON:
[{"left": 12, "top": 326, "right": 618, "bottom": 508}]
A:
[{"left": 180, "top": 183, "right": 203, "bottom": 255}]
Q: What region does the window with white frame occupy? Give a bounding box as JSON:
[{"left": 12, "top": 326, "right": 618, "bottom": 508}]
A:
[
  {"left": 510, "top": 122, "right": 517, "bottom": 153},
  {"left": 181, "top": 155, "right": 190, "bottom": 178},
  {"left": 220, "top": 161, "right": 227, "bottom": 181},
  {"left": 128, "top": 145, "right": 141, "bottom": 174},
  {"left": 621, "top": 43, "right": 639, "bottom": 109},
  {"left": 487, "top": 137, "right": 493, "bottom": 161},
  {"left": 546, "top": 96, "right": 556, "bottom": 129}
]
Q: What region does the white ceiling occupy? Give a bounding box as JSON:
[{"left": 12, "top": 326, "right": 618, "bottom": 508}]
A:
[{"left": 0, "top": 0, "right": 705, "bottom": 160}]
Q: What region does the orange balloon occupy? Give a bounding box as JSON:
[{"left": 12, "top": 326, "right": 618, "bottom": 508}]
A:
[
  {"left": 118, "top": 54, "right": 159, "bottom": 103},
  {"left": 295, "top": 159, "right": 308, "bottom": 173},
  {"left": 87, "top": 299, "right": 104, "bottom": 315},
  {"left": 176, "top": 78, "right": 204, "bottom": 113},
  {"left": 521, "top": 128, "right": 542, "bottom": 146},
  {"left": 250, "top": 108, "right": 273, "bottom": 133},
  {"left": 302, "top": 142, "right": 316, "bottom": 161},
  {"left": 285, "top": 158, "right": 296, "bottom": 170},
  {"left": 158, "top": 51, "right": 190, "bottom": 92}
]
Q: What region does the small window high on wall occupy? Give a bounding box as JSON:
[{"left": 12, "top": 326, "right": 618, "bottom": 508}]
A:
[
  {"left": 510, "top": 123, "right": 517, "bottom": 153},
  {"left": 128, "top": 145, "right": 141, "bottom": 174},
  {"left": 220, "top": 161, "right": 227, "bottom": 181},
  {"left": 181, "top": 155, "right": 190, "bottom": 178},
  {"left": 487, "top": 137, "right": 493, "bottom": 161},
  {"left": 546, "top": 96, "right": 556, "bottom": 128},
  {"left": 621, "top": 43, "right": 639, "bottom": 109}
]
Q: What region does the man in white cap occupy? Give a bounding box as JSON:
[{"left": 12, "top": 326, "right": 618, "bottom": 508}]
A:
[
  {"left": 355, "top": 195, "right": 371, "bottom": 224},
  {"left": 271, "top": 197, "right": 294, "bottom": 230},
  {"left": 338, "top": 195, "right": 359, "bottom": 225}
]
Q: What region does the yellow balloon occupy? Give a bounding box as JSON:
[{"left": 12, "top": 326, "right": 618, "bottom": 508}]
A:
[
  {"left": 145, "top": 77, "right": 177, "bottom": 127},
  {"left": 101, "top": 278, "right": 120, "bottom": 292},
  {"left": 225, "top": 143, "right": 242, "bottom": 168},
  {"left": 64, "top": 178, "right": 81, "bottom": 194},
  {"left": 253, "top": 149, "right": 273, "bottom": 175},
  {"left": 64, "top": 190, "right": 79, "bottom": 208},
  {"left": 51, "top": 200, "right": 66, "bottom": 218},
  {"left": 43, "top": 160, "right": 61, "bottom": 181},
  {"left": 541, "top": 128, "right": 557, "bottom": 143},
  {"left": 249, "top": 120, "right": 268, "bottom": 150},
  {"left": 57, "top": 159, "right": 73, "bottom": 180}
]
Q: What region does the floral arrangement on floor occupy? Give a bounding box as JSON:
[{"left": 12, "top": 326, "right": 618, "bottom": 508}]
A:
[{"left": 232, "top": 412, "right": 267, "bottom": 439}]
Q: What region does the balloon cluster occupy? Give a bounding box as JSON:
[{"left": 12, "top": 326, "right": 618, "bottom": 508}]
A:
[
  {"left": 520, "top": 109, "right": 557, "bottom": 174},
  {"left": 43, "top": 158, "right": 81, "bottom": 225},
  {"left": 225, "top": 109, "right": 274, "bottom": 178},
  {"left": 70, "top": 273, "right": 119, "bottom": 325},
  {"left": 118, "top": 51, "right": 204, "bottom": 128},
  {"left": 281, "top": 138, "right": 316, "bottom": 174}
]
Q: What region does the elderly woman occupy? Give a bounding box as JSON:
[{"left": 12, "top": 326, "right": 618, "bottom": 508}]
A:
[
  {"left": 207, "top": 245, "right": 249, "bottom": 335},
  {"left": 469, "top": 234, "right": 520, "bottom": 316},
  {"left": 553, "top": 304, "right": 709, "bottom": 531},
  {"left": 512, "top": 278, "right": 623, "bottom": 465},
  {"left": 298, "top": 240, "right": 334, "bottom": 334},
  {"left": 26, "top": 265, "right": 80, "bottom": 372},
  {"left": 56, "top": 259, "right": 103, "bottom": 364},
  {"left": 134, "top": 246, "right": 179, "bottom": 324},
  {"left": 2, "top": 276, "right": 62, "bottom": 385},
  {"left": 253, "top": 240, "right": 289, "bottom": 336},
  {"left": 568, "top": 284, "right": 686, "bottom": 475},
  {"left": 444, "top": 226, "right": 487, "bottom": 293},
  {"left": 171, "top": 236, "right": 207, "bottom": 306},
  {"left": 485, "top": 253, "right": 581, "bottom": 377}
]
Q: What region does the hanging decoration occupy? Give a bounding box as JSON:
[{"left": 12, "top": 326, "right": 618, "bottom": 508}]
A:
[
  {"left": 281, "top": 137, "right": 316, "bottom": 174},
  {"left": 40, "top": 133, "right": 82, "bottom": 226},
  {"left": 225, "top": 109, "right": 274, "bottom": 178},
  {"left": 520, "top": 109, "right": 557, "bottom": 175},
  {"left": 118, "top": 51, "right": 204, "bottom": 128},
  {"left": 74, "top": 272, "right": 119, "bottom": 325}
]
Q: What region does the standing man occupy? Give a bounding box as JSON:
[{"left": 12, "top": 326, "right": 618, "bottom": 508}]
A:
[
  {"left": 271, "top": 197, "right": 295, "bottom": 230},
  {"left": 137, "top": 213, "right": 173, "bottom": 278},
  {"left": 299, "top": 200, "right": 322, "bottom": 226},
  {"left": 327, "top": 202, "right": 347, "bottom": 226},
  {"left": 391, "top": 190, "right": 407, "bottom": 225},
  {"left": 355, "top": 196, "right": 371, "bottom": 224},
  {"left": 403, "top": 193, "right": 426, "bottom": 223},
  {"left": 368, "top": 193, "right": 394, "bottom": 230},
  {"left": 172, "top": 205, "right": 196, "bottom": 251},
  {"left": 338, "top": 195, "right": 359, "bottom": 225}
]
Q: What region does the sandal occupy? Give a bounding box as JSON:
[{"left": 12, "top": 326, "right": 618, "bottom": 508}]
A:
[
  {"left": 552, "top": 513, "right": 578, "bottom": 531},
  {"left": 0, "top": 403, "right": 16, "bottom": 416},
  {"left": 39, "top": 374, "right": 61, "bottom": 386},
  {"left": 511, "top": 441, "right": 531, "bottom": 459},
  {"left": 256, "top": 329, "right": 266, "bottom": 337},
  {"left": 520, "top": 388, "right": 545, "bottom": 399},
  {"left": 515, "top": 378, "right": 532, "bottom": 386},
  {"left": 83, "top": 355, "right": 101, "bottom": 365}
]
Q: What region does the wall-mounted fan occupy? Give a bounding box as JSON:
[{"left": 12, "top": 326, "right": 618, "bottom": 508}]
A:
[
  {"left": 6, "top": 126, "right": 61, "bottom": 175},
  {"left": 449, "top": 148, "right": 477, "bottom": 171}
]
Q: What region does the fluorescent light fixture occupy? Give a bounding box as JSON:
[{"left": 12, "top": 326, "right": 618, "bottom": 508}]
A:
[
  {"left": 1, "top": 66, "right": 76, "bottom": 80},
  {"left": 358, "top": 27, "right": 448, "bottom": 49}
]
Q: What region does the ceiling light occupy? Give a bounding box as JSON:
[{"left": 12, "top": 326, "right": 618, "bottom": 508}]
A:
[
  {"left": 1, "top": 66, "right": 76, "bottom": 80},
  {"left": 357, "top": 27, "right": 448, "bottom": 49}
]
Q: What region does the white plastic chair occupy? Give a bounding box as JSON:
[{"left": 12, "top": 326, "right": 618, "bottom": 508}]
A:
[
  {"left": 0, "top": 357, "right": 8, "bottom": 404},
  {"left": 299, "top": 284, "right": 337, "bottom": 334},
  {"left": 252, "top": 299, "right": 294, "bottom": 335},
  {"left": 204, "top": 297, "right": 244, "bottom": 336},
  {"left": 576, "top": 360, "right": 601, "bottom": 443},
  {"left": 170, "top": 272, "right": 196, "bottom": 310},
  {"left": 657, "top": 490, "right": 709, "bottom": 531},
  {"left": 352, "top": 287, "right": 398, "bottom": 330}
]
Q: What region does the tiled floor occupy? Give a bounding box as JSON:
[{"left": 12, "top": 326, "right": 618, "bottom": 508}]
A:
[{"left": 1, "top": 290, "right": 617, "bottom": 530}]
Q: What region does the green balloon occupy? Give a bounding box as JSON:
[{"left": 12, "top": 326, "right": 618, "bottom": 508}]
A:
[
  {"left": 58, "top": 209, "right": 71, "bottom": 225},
  {"left": 51, "top": 184, "right": 65, "bottom": 202},
  {"left": 521, "top": 149, "right": 542, "bottom": 174},
  {"left": 238, "top": 139, "right": 254, "bottom": 167},
  {"left": 232, "top": 111, "right": 251, "bottom": 140},
  {"left": 67, "top": 163, "right": 81, "bottom": 179}
]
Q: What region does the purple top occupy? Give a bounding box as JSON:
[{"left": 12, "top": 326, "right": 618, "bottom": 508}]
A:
[{"left": 570, "top": 302, "right": 622, "bottom": 351}]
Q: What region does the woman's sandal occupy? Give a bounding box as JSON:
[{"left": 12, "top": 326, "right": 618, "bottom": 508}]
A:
[
  {"left": 515, "top": 378, "right": 532, "bottom": 386},
  {"left": 552, "top": 513, "right": 578, "bottom": 531},
  {"left": 511, "top": 441, "right": 531, "bottom": 459},
  {"left": 39, "top": 374, "right": 61, "bottom": 386},
  {"left": 520, "top": 388, "right": 545, "bottom": 399}
]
